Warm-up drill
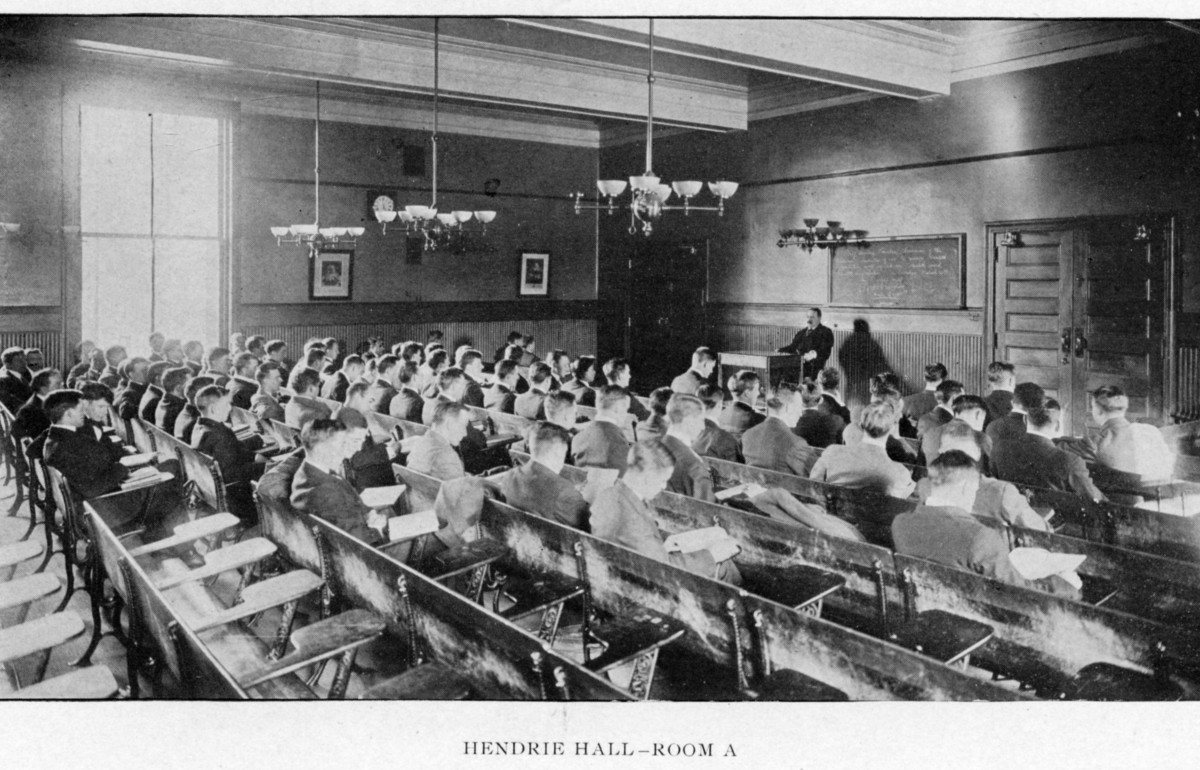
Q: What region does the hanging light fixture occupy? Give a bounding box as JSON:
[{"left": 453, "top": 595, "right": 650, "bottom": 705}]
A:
[
  {"left": 572, "top": 19, "right": 737, "bottom": 236},
  {"left": 374, "top": 18, "right": 496, "bottom": 251},
  {"left": 777, "top": 219, "right": 868, "bottom": 253},
  {"left": 270, "top": 82, "right": 362, "bottom": 258}
]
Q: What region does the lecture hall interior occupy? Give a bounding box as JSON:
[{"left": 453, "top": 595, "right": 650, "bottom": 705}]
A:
[{"left": 2, "top": 13, "right": 1200, "bottom": 707}]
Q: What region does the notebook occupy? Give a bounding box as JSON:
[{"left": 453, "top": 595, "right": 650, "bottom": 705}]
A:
[
  {"left": 119, "top": 452, "right": 156, "bottom": 468},
  {"left": 360, "top": 484, "right": 407, "bottom": 508},
  {"left": 1008, "top": 547, "right": 1087, "bottom": 589}
]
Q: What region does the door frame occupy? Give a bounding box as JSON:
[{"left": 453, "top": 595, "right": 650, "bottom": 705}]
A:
[{"left": 986, "top": 215, "right": 1179, "bottom": 425}]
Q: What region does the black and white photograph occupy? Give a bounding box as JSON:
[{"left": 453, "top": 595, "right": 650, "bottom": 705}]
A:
[{"left": 2, "top": 2, "right": 1200, "bottom": 768}]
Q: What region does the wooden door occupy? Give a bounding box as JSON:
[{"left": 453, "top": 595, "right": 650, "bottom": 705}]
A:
[{"left": 626, "top": 240, "right": 708, "bottom": 391}]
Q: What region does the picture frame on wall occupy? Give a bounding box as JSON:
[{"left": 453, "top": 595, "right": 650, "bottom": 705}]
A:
[
  {"left": 519, "top": 251, "right": 549, "bottom": 296},
  {"left": 310, "top": 249, "right": 353, "bottom": 301}
]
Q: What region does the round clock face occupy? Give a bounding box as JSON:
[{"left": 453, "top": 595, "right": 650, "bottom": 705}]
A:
[{"left": 372, "top": 195, "right": 395, "bottom": 212}]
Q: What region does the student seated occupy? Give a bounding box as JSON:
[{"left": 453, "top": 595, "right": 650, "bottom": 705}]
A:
[
  {"left": 484, "top": 359, "right": 520, "bottom": 413},
  {"left": 97, "top": 345, "right": 127, "bottom": 390},
  {"left": 721, "top": 369, "right": 765, "bottom": 439},
  {"left": 915, "top": 379, "right": 962, "bottom": 440},
  {"left": 497, "top": 422, "right": 588, "bottom": 530},
  {"left": 793, "top": 379, "right": 844, "bottom": 449},
  {"left": 692, "top": 383, "right": 742, "bottom": 463},
  {"left": 250, "top": 361, "right": 287, "bottom": 424},
  {"left": 226, "top": 351, "right": 260, "bottom": 410},
  {"left": 43, "top": 389, "right": 132, "bottom": 499},
  {"left": 514, "top": 362, "right": 554, "bottom": 420},
  {"left": 77, "top": 383, "right": 125, "bottom": 461},
  {"left": 991, "top": 405, "right": 1105, "bottom": 501},
  {"left": 902, "top": 362, "right": 947, "bottom": 434},
  {"left": 670, "top": 346, "right": 716, "bottom": 396},
  {"left": 174, "top": 376, "right": 216, "bottom": 444},
  {"left": 741, "top": 383, "right": 817, "bottom": 478},
  {"left": 321, "top": 354, "right": 364, "bottom": 402},
  {"left": 922, "top": 394, "right": 992, "bottom": 468},
  {"left": 1090, "top": 385, "right": 1175, "bottom": 480},
  {"left": 114, "top": 357, "right": 150, "bottom": 422},
  {"left": 284, "top": 368, "right": 332, "bottom": 430},
  {"left": 203, "top": 346, "right": 232, "bottom": 388},
  {"left": 370, "top": 355, "right": 400, "bottom": 414},
  {"left": 811, "top": 401, "right": 916, "bottom": 499},
  {"left": 138, "top": 361, "right": 172, "bottom": 422},
  {"left": 457, "top": 349, "right": 487, "bottom": 408},
  {"left": 571, "top": 385, "right": 633, "bottom": 474},
  {"left": 842, "top": 386, "right": 919, "bottom": 466},
  {"left": 191, "top": 385, "right": 265, "bottom": 524},
  {"left": 816, "top": 367, "right": 851, "bottom": 425},
  {"left": 660, "top": 394, "right": 716, "bottom": 503},
  {"left": 13, "top": 368, "right": 62, "bottom": 442},
  {"left": 290, "top": 418, "right": 389, "bottom": 546},
  {"left": 983, "top": 361, "right": 1016, "bottom": 427},
  {"left": 155, "top": 366, "right": 192, "bottom": 433},
  {"left": 893, "top": 451, "right": 1079, "bottom": 599},
  {"left": 415, "top": 349, "right": 449, "bottom": 399},
  {"left": 602, "top": 358, "right": 650, "bottom": 422},
  {"left": 388, "top": 360, "right": 426, "bottom": 423},
  {"left": 287, "top": 346, "right": 327, "bottom": 392},
  {"left": 590, "top": 438, "right": 741, "bottom": 584},
  {"left": 562, "top": 355, "right": 597, "bottom": 407},
  {"left": 542, "top": 390, "right": 578, "bottom": 434},
  {"left": 641, "top": 386, "right": 674, "bottom": 439},
  {"left": 986, "top": 381, "right": 1044, "bottom": 446},
  {"left": 66, "top": 340, "right": 97, "bottom": 389},
  {"left": 406, "top": 400, "right": 470, "bottom": 481}
]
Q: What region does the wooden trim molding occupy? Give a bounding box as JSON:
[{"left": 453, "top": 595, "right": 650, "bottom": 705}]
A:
[{"left": 234, "top": 299, "right": 600, "bottom": 328}]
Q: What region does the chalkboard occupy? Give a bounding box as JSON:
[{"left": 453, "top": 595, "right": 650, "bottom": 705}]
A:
[{"left": 829, "top": 234, "right": 965, "bottom": 309}]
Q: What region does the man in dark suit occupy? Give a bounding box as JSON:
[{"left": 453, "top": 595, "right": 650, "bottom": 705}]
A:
[
  {"left": 916, "top": 379, "right": 962, "bottom": 441},
  {"left": 457, "top": 349, "right": 488, "bottom": 408},
  {"left": 97, "top": 345, "right": 128, "bottom": 391},
  {"left": 983, "top": 362, "right": 1016, "bottom": 427},
  {"left": 515, "top": 362, "right": 554, "bottom": 421},
  {"left": 548, "top": 349, "right": 572, "bottom": 392},
  {"left": 42, "top": 389, "right": 131, "bottom": 499},
  {"left": 602, "top": 358, "right": 650, "bottom": 422},
  {"left": 498, "top": 422, "right": 588, "bottom": 530},
  {"left": 13, "top": 368, "right": 62, "bottom": 441},
  {"left": 291, "top": 418, "right": 388, "bottom": 546},
  {"left": 902, "top": 362, "right": 946, "bottom": 435},
  {"left": 370, "top": 355, "right": 400, "bottom": 415},
  {"left": 226, "top": 351, "right": 260, "bottom": 410},
  {"left": 778, "top": 307, "right": 835, "bottom": 382},
  {"left": 893, "top": 450, "right": 1079, "bottom": 599},
  {"left": 720, "top": 370, "right": 765, "bottom": 439},
  {"left": 156, "top": 366, "right": 191, "bottom": 433},
  {"left": 985, "top": 381, "right": 1044, "bottom": 447},
  {"left": 284, "top": 368, "right": 332, "bottom": 429},
  {"left": 249, "top": 361, "right": 286, "bottom": 424},
  {"left": 407, "top": 401, "right": 470, "bottom": 481},
  {"left": 420, "top": 368, "right": 489, "bottom": 473},
  {"left": 161, "top": 338, "right": 186, "bottom": 368},
  {"left": 77, "top": 383, "right": 126, "bottom": 462},
  {"left": 794, "top": 380, "right": 844, "bottom": 449},
  {"left": 816, "top": 367, "right": 852, "bottom": 425},
  {"left": 742, "top": 384, "right": 818, "bottom": 478},
  {"left": 571, "top": 385, "right": 633, "bottom": 474},
  {"left": 174, "top": 376, "right": 215, "bottom": 444},
  {"left": 518, "top": 334, "right": 541, "bottom": 368},
  {"left": 495, "top": 331, "right": 524, "bottom": 364},
  {"left": 661, "top": 394, "right": 716, "bottom": 503},
  {"left": 66, "top": 341, "right": 97, "bottom": 389},
  {"left": 484, "top": 360, "right": 520, "bottom": 413},
  {"left": 0, "top": 346, "right": 34, "bottom": 412},
  {"left": 670, "top": 347, "right": 716, "bottom": 397},
  {"left": 147, "top": 331, "right": 166, "bottom": 362},
  {"left": 563, "top": 356, "right": 596, "bottom": 407},
  {"left": 992, "top": 405, "right": 1104, "bottom": 501},
  {"left": 320, "top": 354, "right": 364, "bottom": 403},
  {"left": 23, "top": 348, "right": 44, "bottom": 375},
  {"left": 265, "top": 339, "right": 290, "bottom": 382},
  {"left": 922, "top": 394, "right": 991, "bottom": 467},
  {"left": 202, "top": 347, "right": 232, "bottom": 388},
  {"left": 180, "top": 341, "right": 204, "bottom": 377},
  {"left": 138, "top": 361, "right": 172, "bottom": 422},
  {"left": 389, "top": 361, "right": 425, "bottom": 423},
  {"left": 693, "top": 384, "right": 741, "bottom": 463},
  {"left": 114, "top": 358, "right": 151, "bottom": 423},
  {"left": 191, "top": 385, "right": 265, "bottom": 523}
]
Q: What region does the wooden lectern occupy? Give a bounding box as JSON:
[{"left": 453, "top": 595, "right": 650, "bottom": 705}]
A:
[{"left": 718, "top": 351, "right": 808, "bottom": 390}]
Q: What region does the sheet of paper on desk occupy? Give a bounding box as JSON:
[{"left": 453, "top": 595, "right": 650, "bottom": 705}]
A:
[
  {"left": 388, "top": 510, "right": 439, "bottom": 542},
  {"left": 119, "top": 452, "right": 156, "bottom": 468},
  {"left": 664, "top": 526, "right": 730, "bottom": 554},
  {"left": 1009, "top": 547, "right": 1086, "bottom": 588},
  {"left": 580, "top": 467, "right": 619, "bottom": 504},
  {"left": 120, "top": 470, "right": 173, "bottom": 490},
  {"left": 360, "top": 484, "right": 407, "bottom": 508},
  {"left": 714, "top": 482, "right": 766, "bottom": 501}
]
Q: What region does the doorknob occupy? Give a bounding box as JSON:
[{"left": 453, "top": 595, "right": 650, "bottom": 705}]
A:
[
  {"left": 1074, "top": 329, "right": 1088, "bottom": 358},
  {"left": 1061, "top": 328, "right": 1071, "bottom": 364}
]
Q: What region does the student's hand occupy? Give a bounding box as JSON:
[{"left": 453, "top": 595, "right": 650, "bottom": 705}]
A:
[{"left": 707, "top": 537, "right": 740, "bottom": 563}]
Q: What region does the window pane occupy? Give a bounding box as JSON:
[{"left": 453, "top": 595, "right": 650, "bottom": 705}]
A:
[
  {"left": 153, "top": 113, "right": 220, "bottom": 237},
  {"left": 81, "top": 236, "right": 152, "bottom": 354},
  {"left": 154, "top": 239, "right": 221, "bottom": 346},
  {"left": 80, "top": 106, "right": 150, "bottom": 235}
]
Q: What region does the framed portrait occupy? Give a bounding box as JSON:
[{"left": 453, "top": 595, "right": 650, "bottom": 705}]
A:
[
  {"left": 310, "top": 249, "right": 353, "bottom": 301},
  {"left": 519, "top": 251, "right": 549, "bottom": 296}
]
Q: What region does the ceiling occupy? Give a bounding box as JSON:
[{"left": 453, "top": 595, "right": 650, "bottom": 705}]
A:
[{"left": 0, "top": 16, "right": 1169, "bottom": 148}]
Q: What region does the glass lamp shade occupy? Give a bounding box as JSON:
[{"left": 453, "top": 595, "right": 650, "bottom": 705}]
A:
[
  {"left": 270, "top": 226, "right": 290, "bottom": 237},
  {"left": 453, "top": 211, "right": 474, "bottom": 223},
  {"left": 815, "top": 227, "right": 830, "bottom": 239},
  {"left": 629, "top": 174, "right": 660, "bottom": 192},
  {"left": 374, "top": 209, "right": 397, "bottom": 223},
  {"left": 290, "top": 224, "right": 319, "bottom": 236},
  {"left": 672, "top": 180, "right": 703, "bottom": 197},
  {"left": 803, "top": 218, "right": 820, "bottom": 229},
  {"left": 397, "top": 211, "right": 415, "bottom": 223},
  {"left": 474, "top": 211, "right": 496, "bottom": 224},
  {"left": 405, "top": 205, "right": 434, "bottom": 220},
  {"left": 826, "top": 220, "right": 842, "bottom": 230},
  {"left": 347, "top": 227, "right": 365, "bottom": 237},
  {"left": 436, "top": 213, "right": 457, "bottom": 226},
  {"left": 318, "top": 228, "right": 337, "bottom": 238},
  {"left": 651, "top": 183, "right": 673, "bottom": 202},
  {"left": 708, "top": 180, "right": 739, "bottom": 199},
  {"left": 597, "top": 179, "right": 628, "bottom": 197}
]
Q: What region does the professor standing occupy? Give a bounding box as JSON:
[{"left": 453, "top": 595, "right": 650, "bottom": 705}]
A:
[{"left": 778, "top": 307, "right": 834, "bottom": 382}]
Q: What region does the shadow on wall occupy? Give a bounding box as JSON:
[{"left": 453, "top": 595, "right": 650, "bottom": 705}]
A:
[{"left": 835, "top": 319, "right": 908, "bottom": 418}]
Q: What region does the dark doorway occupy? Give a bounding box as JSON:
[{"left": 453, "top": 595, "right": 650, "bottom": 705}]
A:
[{"left": 622, "top": 240, "right": 709, "bottom": 391}]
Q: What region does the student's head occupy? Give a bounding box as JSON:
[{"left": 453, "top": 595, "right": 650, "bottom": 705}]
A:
[
  {"left": 937, "top": 420, "right": 983, "bottom": 461},
  {"left": 245, "top": 336, "right": 266, "bottom": 357},
  {"left": 397, "top": 360, "right": 419, "bottom": 387},
  {"left": 1025, "top": 404, "right": 1059, "bottom": 436},
  {"left": 798, "top": 380, "right": 823, "bottom": 409},
  {"left": 603, "top": 358, "right": 632, "bottom": 388},
  {"left": 859, "top": 401, "right": 897, "bottom": 439},
  {"left": 88, "top": 348, "right": 106, "bottom": 368},
  {"left": 690, "top": 346, "right": 716, "bottom": 377},
  {"left": 666, "top": 393, "right": 706, "bottom": 441},
  {"left": 438, "top": 367, "right": 467, "bottom": 401},
  {"left": 427, "top": 349, "right": 450, "bottom": 374},
  {"left": 549, "top": 349, "right": 572, "bottom": 379},
  {"left": 453, "top": 345, "right": 473, "bottom": 367},
  {"left": 185, "top": 376, "right": 215, "bottom": 405},
  {"left": 731, "top": 370, "right": 761, "bottom": 401},
  {"left": 696, "top": 383, "right": 728, "bottom": 420},
  {"left": 927, "top": 450, "right": 981, "bottom": 507},
  {"left": 75, "top": 340, "right": 95, "bottom": 363},
  {"left": 529, "top": 362, "right": 554, "bottom": 390},
  {"left": 529, "top": 421, "right": 573, "bottom": 467},
  {"left": 624, "top": 438, "right": 677, "bottom": 498},
  {"left": 766, "top": 383, "right": 800, "bottom": 422},
  {"left": 163, "top": 366, "right": 192, "bottom": 397},
  {"left": 183, "top": 340, "right": 204, "bottom": 362},
  {"left": 292, "top": 368, "right": 322, "bottom": 398},
  {"left": 367, "top": 337, "right": 386, "bottom": 357},
  {"left": 648, "top": 387, "right": 673, "bottom": 417},
  {"left": 399, "top": 341, "right": 423, "bottom": 363},
  {"left": 301, "top": 418, "right": 352, "bottom": 464},
  {"left": 504, "top": 344, "right": 524, "bottom": 363},
  {"left": 869, "top": 371, "right": 901, "bottom": 396},
  {"left": 597, "top": 385, "right": 631, "bottom": 417},
  {"left": 143, "top": 360, "right": 170, "bottom": 389},
  {"left": 935, "top": 379, "right": 965, "bottom": 406},
  {"left": 375, "top": 354, "right": 399, "bottom": 383},
  {"left": 427, "top": 330, "right": 444, "bottom": 345},
  {"left": 573, "top": 355, "right": 596, "bottom": 384},
  {"left": 78, "top": 382, "right": 115, "bottom": 422},
  {"left": 148, "top": 332, "right": 165, "bottom": 353},
  {"left": 950, "top": 394, "right": 988, "bottom": 431},
  {"left": 987, "top": 362, "right": 1016, "bottom": 390},
  {"left": 233, "top": 351, "right": 259, "bottom": 379},
  {"left": 123, "top": 357, "right": 150, "bottom": 384},
  {"left": 505, "top": 330, "right": 524, "bottom": 348},
  {"left": 459, "top": 349, "right": 484, "bottom": 378},
  {"left": 340, "top": 354, "right": 365, "bottom": 379},
  {"left": 818, "top": 367, "right": 840, "bottom": 393},
  {"left": 522, "top": 334, "right": 536, "bottom": 354},
  {"left": 344, "top": 381, "right": 372, "bottom": 412},
  {"left": 425, "top": 342, "right": 445, "bottom": 362},
  {"left": 870, "top": 385, "right": 902, "bottom": 412},
  {"left": 322, "top": 337, "right": 340, "bottom": 359},
  {"left": 495, "top": 359, "right": 519, "bottom": 387},
  {"left": 104, "top": 345, "right": 127, "bottom": 368},
  {"left": 162, "top": 338, "right": 184, "bottom": 364},
  {"left": 923, "top": 362, "right": 948, "bottom": 384},
  {"left": 24, "top": 348, "right": 44, "bottom": 372},
  {"left": 206, "top": 347, "right": 231, "bottom": 374},
  {"left": 1013, "top": 382, "right": 1045, "bottom": 412},
  {"left": 229, "top": 332, "right": 246, "bottom": 352},
  {"left": 544, "top": 390, "right": 577, "bottom": 429},
  {"left": 1043, "top": 398, "right": 1063, "bottom": 436},
  {"left": 335, "top": 407, "right": 370, "bottom": 450},
  {"left": 431, "top": 401, "right": 471, "bottom": 446},
  {"left": 1090, "top": 385, "right": 1129, "bottom": 423},
  {"left": 304, "top": 347, "right": 326, "bottom": 370},
  {"left": 45, "top": 389, "right": 87, "bottom": 427},
  {"left": 266, "top": 339, "right": 287, "bottom": 362},
  {"left": 32, "top": 368, "right": 63, "bottom": 395},
  {"left": 807, "top": 307, "right": 822, "bottom": 328},
  {"left": 195, "top": 385, "right": 232, "bottom": 421}
]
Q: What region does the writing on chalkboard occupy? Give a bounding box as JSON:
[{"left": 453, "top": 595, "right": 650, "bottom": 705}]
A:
[{"left": 829, "top": 234, "right": 965, "bottom": 309}]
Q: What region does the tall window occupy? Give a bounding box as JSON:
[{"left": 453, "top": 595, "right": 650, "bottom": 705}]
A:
[{"left": 80, "top": 106, "right": 223, "bottom": 355}]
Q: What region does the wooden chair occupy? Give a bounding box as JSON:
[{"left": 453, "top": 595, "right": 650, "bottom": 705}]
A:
[
  {"left": 0, "top": 665, "right": 119, "bottom": 700},
  {"left": 0, "top": 611, "right": 86, "bottom": 690},
  {"left": 0, "top": 405, "right": 28, "bottom": 516}
]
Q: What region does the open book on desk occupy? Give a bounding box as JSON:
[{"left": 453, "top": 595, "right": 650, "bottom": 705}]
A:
[
  {"left": 714, "top": 482, "right": 767, "bottom": 502},
  {"left": 118, "top": 452, "right": 156, "bottom": 468},
  {"left": 388, "top": 510, "right": 439, "bottom": 542},
  {"left": 1008, "top": 547, "right": 1086, "bottom": 589},
  {"left": 663, "top": 526, "right": 732, "bottom": 554},
  {"left": 118, "top": 468, "right": 174, "bottom": 491}
]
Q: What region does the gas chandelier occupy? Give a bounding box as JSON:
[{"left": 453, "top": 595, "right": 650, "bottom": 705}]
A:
[{"left": 572, "top": 19, "right": 737, "bottom": 236}]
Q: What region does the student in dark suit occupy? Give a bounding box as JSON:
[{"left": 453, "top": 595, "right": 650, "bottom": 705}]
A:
[
  {"left": 407, "top": 400, "right": 470, "bottom": 481},
  {"left": 778, "top": 307, "right": 835, "bottom": 382},
  {"left": 225, "top": 351, "right": 260, "bottom": 410},
  {"left": 264, "top": 339, "right": 289, "bottom": 381},
  {"left": 484, "top": 359, "right": 520, "bottom": 413},
  {"left": 498, "top": 422, "right": 588, "bottom": 530},
  {"left": 692, "top": 384, "right": 742, "bottom": 463},
  {"left": 893, "top": 450, "right": 1079, "bottom": 599},
  {"left": 916, "top": 379, "right": 962, "bottom": 440},
  {"left": 246, "top": 335, "right": 267, "bottom": 361},
  {"left": 291, "top": 418, "right": 388, "bottom": 546},
  {"left": 641, "top": 387, "right": 673, "bottom": 439},
  {"left": 284, "top": 368, "right": 332, "bottom": 429},
  {"left": 514, "top": 362, "right": 554, "bottom": 420},
  {"left": 495, "top": 331, "right": 524, "bottom": 364},
  {"left": 922, "top": 394, "right": 991, "bottom": 467},
  {"left": 562, "top": 356, "right": 597, "bottom": 407},
  {"left": 114, "top": 358, "right": 151, "bottom": 423},
  {"left": 249, "top": 361, "right": 286, "bottom": 424},
  {"left": 720, "top": 369, "right": 765, "bottom": 439},
  {"left": 518, "top": 334, "right": 541, "bottom": 368},
  {"left": 286, "top": 346, "right": 325, "bottom": 392},
  {"left": 77, "top": 383, "right": 126, "bottom": 463},
  {"left": 670, "top": 347, "right": 716, "bottom": 397},
  {"left": 42, "top": 389, "right": 130, "bottom": 499},
  {"left": 542, "top": 390, "right": 579, "bottom": 433},
  {"left": 661, "top": 394, "right": 717, "bottom": 503},
  {"left": 602, "top": 358, "right": 650, "bottom": 422},
  {"left": 812, "top": 401, "right": 916, "bottom": 499},
  {"left": 155, "top": 366, "right": 191, "bottom": 434},
  {"left": 590, "top": 438, "right": 740, "bottom": 584},
  {"left": 370, "top": 354, "right": 400, "bottom": 415},
  {"left": 983, "top": 362, "right": 1016, "bottom": 427},
  {"left": 548, "top": 349, "right": 573, "bottom": 392},
  {"left": 12, "top": 368, "right": 62, "bottom": 441},
  {"left": 97, "top": 345, "right": 128, "bottom": 390},
  {"left": 457, "top": 349, "right": 488, "bottom": 408},
  {"left": 191, "top": 385, "right": 264, "bottom": 523},
  {"left": 0, "top": 346, "right": 34, "bottom": 412},
  {"left": 147, "top": 331, "right": 166, "bottom": 362},
  {"left": 174, "top": 376, "right": 216, "bottom": 444},
  {"left": 66, "top": 340, "right": 96, "bottom": 389},
  {"left": 985, "top": 381, "right": 1044, "bottom": 447},
  {"left": 138, "top": 361, "right": 172, "bottom": 422},
  {"left": 794, "top": 380, "right": 844, "bottom": 449},
  {"left": 22, "top": 348, "right": 43, "bottom": 375},
  {"left": 388, "top": 360, "right": 426, "bottom": 423},
  {"left": 202, "top": 346, "right": 232, "bottom": 388},
  {"left": 992, "top": 405, "right": 1104, "bottom": 501},
  {"left": 571, "top": 385, "right": 633, "bottom": 474},
  {"left": 816, "top": 367, "right": 852, "bottom": 425},
  {"left": 161, "top": 338, "right": 186, "bottom": 368},
  {"left": 180, "top": 340, "right": 204, "bottom": 377},
  {"left": 742, "top": 384, "right": 818, "bottom": 478},
  {"left": 420, "top": 368, "right": 489, "bottom": 473},
  {"left": 320, "top": 354, "right": 364, "bottom": 403},
  {"left": 902, "top": 362, "right": 947, "bottom": 435}
]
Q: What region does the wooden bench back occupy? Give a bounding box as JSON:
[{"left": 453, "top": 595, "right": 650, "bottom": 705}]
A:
[
  {"left": 364, "top": 411, "right": 406, "bottom": 441},
  {"left": 105, "top": 404, "right": 130, "bottom": 445},
  {"left": 141, "top": 420, "right": 224, "bottom": 512},
  {"left": 574, "top": 405, "right": 638, "bottom": 442},
  {"left": 127, "top": 415, "right": 157, "bottom": 456},
  {"left": 465, "top": 405, "right": 534, "bottom": 439}
]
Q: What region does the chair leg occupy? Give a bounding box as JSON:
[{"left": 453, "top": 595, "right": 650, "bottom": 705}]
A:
[
  {"left": 6, "top": 472, "right": 25, "bottom": 515},
  {"left": 627, "top": 651, "right": 660, "bottom": 701},
  {"left": 269, "top": 601, "right": 299, "bottom": 661},
  {"left": 327, "top": 648, "right": 359, "bottom": 700},
  {"left": 35, "top": 504, "right": 59, "bottom": 574},
  {"left": 125, "top": 644, "right": 141, "bottom": 699},
  {"left": 73, "top": 551, "right": 106, "bottom": 667},
  {"left": 108, "top": 594, "right": 131, "bottom": 648}
]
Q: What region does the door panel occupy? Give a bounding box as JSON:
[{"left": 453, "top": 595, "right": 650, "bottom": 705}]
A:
[{"left": 627, "top": 240, "right": 708, "bottom": 391}]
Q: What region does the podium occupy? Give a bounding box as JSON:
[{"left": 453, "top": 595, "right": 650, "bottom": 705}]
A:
[{"left": 719, "top": 351, "right": 808, "bottom": 390}]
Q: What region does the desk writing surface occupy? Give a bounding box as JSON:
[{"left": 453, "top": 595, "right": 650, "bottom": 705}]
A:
[{"left": 720, "top": 351, "right": 806, "bottom": 368}]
